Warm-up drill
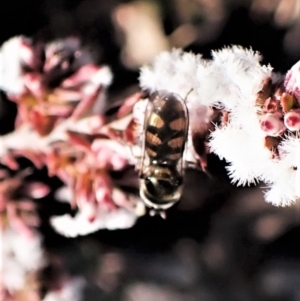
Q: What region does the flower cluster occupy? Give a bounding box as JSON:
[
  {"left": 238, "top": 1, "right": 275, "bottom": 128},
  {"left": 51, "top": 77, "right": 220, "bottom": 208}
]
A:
[
  {"left": 0, "top": 36, "right": 112, "bottom": 135},
  {"left": 0, "top": 168, "right": 47, "bottom": 300},
  {"left": 136, "top": 46, "right": 300, "bottom": 206},
  {"left": 208, "top": 48, "right": 300, "bottom": 206},
  {"left": 257, "top": 78, "right": 300, "bottom": 147},
  {"left": 47, "top": 125, "right": 145, "bottom": 237},
  {"left": 0, "top": 36, "right": 145, "bottom": 237}
]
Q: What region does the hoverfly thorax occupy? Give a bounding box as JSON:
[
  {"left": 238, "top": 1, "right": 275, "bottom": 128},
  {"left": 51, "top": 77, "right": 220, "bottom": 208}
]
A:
[{"left": 139, "top": 90, "right": 189, "bottom": 213}]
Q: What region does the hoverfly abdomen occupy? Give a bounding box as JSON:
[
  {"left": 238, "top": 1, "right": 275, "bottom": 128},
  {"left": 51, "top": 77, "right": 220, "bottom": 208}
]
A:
[
  {"left": 139, "top": 91, "right": 189, "bottom": 212},
  {"left": 145, "top": 93, "right": 187, "bottom": 163}
]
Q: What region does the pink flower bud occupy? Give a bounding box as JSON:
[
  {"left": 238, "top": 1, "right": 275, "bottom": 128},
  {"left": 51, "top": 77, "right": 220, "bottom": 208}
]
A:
[
  {"left": 284, "top": 109, "right": 300, "bottom": 131},
  {"left": 23, "top": 73, "right": 43, "bottom": 98},
  {"left": 61, "top": 64, "right": 99, "bottom": 88},
  {"left": 260, "top": 112, "right": 286, "bottom": 136},
  {"left": 26, "top": 182, "right": 50, "bottom": 199},
  {"left": 263, "top": 97, "right": 281, "bottom": 113}
]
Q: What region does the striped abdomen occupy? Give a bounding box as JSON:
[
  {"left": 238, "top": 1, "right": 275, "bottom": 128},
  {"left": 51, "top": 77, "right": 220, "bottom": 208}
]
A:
[{"left": 144, "top": 93, "right": 188, "bottom": 163}]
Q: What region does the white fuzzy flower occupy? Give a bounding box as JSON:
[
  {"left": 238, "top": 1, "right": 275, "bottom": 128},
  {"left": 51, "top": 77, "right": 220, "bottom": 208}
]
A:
[
  {"left": 211, "top": 46, "right": 269, "bottom": 98},
  {"left": 210, "top": 125, "right": 271, "bottom": 186},
  {"left": 51, "top": 207, "right": 139, "bottom": 237},
  {"left": 0, "top": 227, "right": 45, "bottom": 292},
  {"left": 0, "top": 36, "right": 25, "bottom": 95},
  {"left": 212, "top": 47, "right": 270, "bottom": 108},
  {"left": 262, "top": 135, "right": 300, "bottom": 206},
  {"left": 50, "top": 186, "right": 144, "bottom": 237},
  {"left": 204, "top": 47, "right": 274, "bottom": 187},
  {"left": 194, "top": 60, "right": 229, "bottom": 108},
  {"left": 139, "top": 48, "right": 203, "bottom": 104},
  {"left": 211, "top": 47, "right": 272, "bottom": 127}
]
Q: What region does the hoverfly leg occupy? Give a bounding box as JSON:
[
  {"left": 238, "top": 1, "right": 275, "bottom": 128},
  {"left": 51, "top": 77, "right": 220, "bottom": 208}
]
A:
[
  {"left": 159, "top": 211, "right": 167, "bottom": 219},
  {"left": 149, "top": 209, "right": 167, "bottom": 219},
  {"left": 149, "top": 209, "right": 156, "bottom": 216},
  {"left": 184, "top": 160, "right": 198, "bottom": 170},
  {"left": 203, "top": 167, "right": 213, "bottom": 179}
]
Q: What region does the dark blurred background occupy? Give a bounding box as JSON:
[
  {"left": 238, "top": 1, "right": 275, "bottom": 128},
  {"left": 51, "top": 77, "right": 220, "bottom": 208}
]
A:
[{"left": 1, "top": 1, "right": 300, "bottom": 300}]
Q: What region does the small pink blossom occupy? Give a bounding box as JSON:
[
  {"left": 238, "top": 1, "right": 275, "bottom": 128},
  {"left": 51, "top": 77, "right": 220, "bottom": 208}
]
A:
[
  {"left": 41, "top": 117, "right": 142, "bottom": 228},
  {"left": 91, "top": 139, "right": 128, "bottom": 170},
  {"left": 94, "top": 174, "right": 115, "bottom": 208},
  {"left": 26, "top": 182, "right": 50, "bottom": 199},
  {"left": 1, "top": 36, "right": 112, "bottom": 136},
  {"left": 260, "top": 112, "right": 286, "bottom": 136}
]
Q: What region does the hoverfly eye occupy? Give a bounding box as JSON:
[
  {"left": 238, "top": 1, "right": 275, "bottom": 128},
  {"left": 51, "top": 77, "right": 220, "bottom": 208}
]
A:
[
  {"left": 145, "top": 177, "right": 159, "bottom": 196},
  {"left": 145, "top": 177, "right": 175, "bottom": 198}
]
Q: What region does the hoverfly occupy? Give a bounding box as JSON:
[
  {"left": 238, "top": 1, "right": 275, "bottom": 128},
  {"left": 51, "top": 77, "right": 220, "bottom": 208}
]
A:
[{"left": 139, "top": 90, "right": 189, "bottom": 217}]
